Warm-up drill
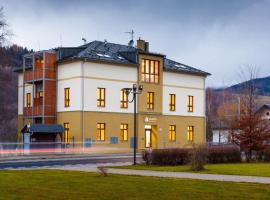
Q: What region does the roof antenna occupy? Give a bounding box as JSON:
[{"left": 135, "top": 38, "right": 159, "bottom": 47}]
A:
[
  {"left": 125, "top": 29, "right": 134, "bottom": 46},
  {"left": 82, "top": 37, "right": 87, "bottom": 45}
]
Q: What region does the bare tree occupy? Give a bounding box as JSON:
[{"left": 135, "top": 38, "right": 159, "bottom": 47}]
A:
[
  {"left": 230, "top": 66, "right": 270, "bottom": 161},
  {"left": 0, "top": 7, "right": 11, "bottom": 46}
]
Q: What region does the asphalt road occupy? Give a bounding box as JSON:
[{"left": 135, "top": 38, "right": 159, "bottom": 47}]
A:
[{"left": 0, "top": 154, "right": 142, "bottom": 169}]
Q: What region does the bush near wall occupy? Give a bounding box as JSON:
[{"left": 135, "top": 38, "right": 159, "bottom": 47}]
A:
[
  {"left": 142, "top": 146, "right": 241, "bottom": 165},
  {"left": 142, "top": 148, "right": 190, "bottom": 165},
  {"left": 263, "top": 147, "right": 270, "bottom": 162},
  {"left": 208, "top": 146, "right": 241, "bottom": 163}
]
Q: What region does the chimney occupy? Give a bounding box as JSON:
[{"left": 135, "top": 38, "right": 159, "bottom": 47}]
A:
[{"left": 137, "top": 38, "right": 149, "bottom": 52}]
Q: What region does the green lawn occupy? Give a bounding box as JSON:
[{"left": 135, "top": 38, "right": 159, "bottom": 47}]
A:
[
  {"left": 113, "top": 163, "right": 270, "bottom": 177},
  {"left": 0, "top": 170, "right": 270, "bottom": 200}
]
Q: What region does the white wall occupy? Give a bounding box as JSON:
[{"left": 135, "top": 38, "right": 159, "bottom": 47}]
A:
[
  {"left": 57, "top": 61, "right": 206, "bottom": 116},
  {"left": 57, "top": 61, "right": 137, "bottom": 113},
  {"left": 162, "top": 86, "right": 205, "bottom": 117},
  {"left": 162, "top": 71, "right": 205, "bottom": 117},
  {"left": 18, "top": 73, "right": 34, "bottom": 114},
  {"left": 163, "top": 71, "right": 205, "bottom": 89},
  {"left": 57, "top": 78, "right": 82, "bottom": 112},
  {"left": 57, "top": 62, "right": 82, "bottom": 80}
]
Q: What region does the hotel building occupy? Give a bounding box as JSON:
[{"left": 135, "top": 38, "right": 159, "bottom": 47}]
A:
[{"left": 15, "top": 39, "right": 210, "bottom": 149}]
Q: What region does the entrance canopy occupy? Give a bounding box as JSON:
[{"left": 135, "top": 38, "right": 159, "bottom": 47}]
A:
[{"left": 21, "top": 124, "right": 64, "bottom": 134}]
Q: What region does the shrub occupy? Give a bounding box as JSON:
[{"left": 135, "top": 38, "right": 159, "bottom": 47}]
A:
[
  {"left": 189, "top": 145, "right": 208, "bottom": 171},
  {"left": 142, "top": 148, "right": 189, "bottom": 165},
  {"left": 263, "top": 147, "right": 270, "bottom": 162},
  {"left": 208, "top": 145, "right": 241, "bottom": 163},
  {"left": 142, "top": 146, "right": 241, "bottom": 166}
]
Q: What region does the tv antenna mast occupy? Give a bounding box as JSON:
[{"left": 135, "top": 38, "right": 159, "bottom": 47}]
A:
[{"left": 125, "top": 29, "right": 135, "bottom": 46}]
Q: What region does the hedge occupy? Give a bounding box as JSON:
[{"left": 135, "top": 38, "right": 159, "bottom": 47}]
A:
[{"left": 142, "top": 146, "right": 241, "bottom": 165}]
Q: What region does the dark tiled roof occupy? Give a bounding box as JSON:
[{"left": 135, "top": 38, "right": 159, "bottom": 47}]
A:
[
  {"left": 17, "top": 40, "right": 210, "bottom": 76},
  {"left": 164, "top": 58, "right": 210, "bottom": 76},
  {"left": 21, "top": 124, "right": 64, "bottom": 133},
  {"left": 72, "top": 40, "right": 137, "bottom": 65}
]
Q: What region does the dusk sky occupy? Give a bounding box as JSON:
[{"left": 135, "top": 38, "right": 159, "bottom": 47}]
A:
[{"left": 1, "top": 0, "right": 270, "bottom": 87}]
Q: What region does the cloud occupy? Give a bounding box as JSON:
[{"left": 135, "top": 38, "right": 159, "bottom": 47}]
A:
[{"left": 0, "top": 0, "right": 269, "bottom": 86}]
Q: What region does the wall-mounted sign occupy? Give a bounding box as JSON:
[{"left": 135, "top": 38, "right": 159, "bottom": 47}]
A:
[{"left": 144, "top": 117, "right": 157, "bottom": 123}]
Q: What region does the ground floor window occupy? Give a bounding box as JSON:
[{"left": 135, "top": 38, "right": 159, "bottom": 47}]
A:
[
  {"left": 63, "top": 123, "right": 70, "bottom": 144},
  {"left": 97, "top": 123, "right": 106, "bottom": 141},
  {"left": 187, "top": 126, "right": 194, "bottom": 141},
  {"left": 169, "top": 125, "right": 176, "bottom": 141},
  {"left": 120, "top": 124, "right": 128, "bottom": 141}
]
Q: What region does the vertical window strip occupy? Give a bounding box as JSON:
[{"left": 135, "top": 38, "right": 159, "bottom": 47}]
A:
[
  {"left": 147, "top": 92, "right": 154, "bottom": 110},
  {"left": 120, "top": 89, "right": 128, "bottom": 108},
  {"left": 169, "top": 125, "right": 176, "bottom": 141},
  {"left": 188, "top": 95, "right": 194, "bottom": 112},
  {"left": 63, "top": 123, "right": 70, "bottom": 144},
  {"left": 187, "top": 126, "right": 194, "bottom": 141},
  {"left": 26, "top": 93, "right": 31, "bottom": 107},
  {"left": 169, "top": 94, "right": 176, "bottom": 111},
  {"left": 97, "top": 88, "right": 106, "bottom": 107},
  {"left": 64, "top": 88, "right": 70, "bottom": 107},
  {"left": 120, "top": 124, "right": 128, "bottom": 141},
  {"left": 97, "top": 123, "right": 105, "bottom": 141}
]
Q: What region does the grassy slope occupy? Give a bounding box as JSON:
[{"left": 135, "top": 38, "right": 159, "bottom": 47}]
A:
[
  {"left": 0, "top": 170, "right": 270, "bottom": 200},
  {"left": 114, "top": 163, "right": 270, "bottom": 177}
]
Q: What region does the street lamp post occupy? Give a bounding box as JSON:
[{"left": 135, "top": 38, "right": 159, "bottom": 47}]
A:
[{"left": 123, "top": 84, "right": 143, "bottom": 165}]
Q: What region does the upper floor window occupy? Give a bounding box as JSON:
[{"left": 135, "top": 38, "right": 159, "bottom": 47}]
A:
[
  {"left": 187, "top": 126, "right": 194, "bottom": 141},
  {"left": 147, "top": 92, "right": 154, "bottom": 110},
  {"left": 120, "top": 124, "right": 128, "bottom": 141},
  {"left": 141, "top": 59, "right": 159, "bottom": 84},
  {"left": 188, "top": 95, "right": 194, "bottom": 112},
  {"left": 120, "top": 89, "right": 128, "bottom": 109},
  {"left": 37, "top": 91, "right": 43, "bottom": 98},
  {"left": 26, "top": 93, "right": 31, "bottom": 107},
  {"left": 169, "top": 94, "right": 176, "bottom": 111},
  {"left": 169, "top": 125, "right": 176, "bottom": 142},
  {"left": 63, "top": 122, "right": 70, "bottom": 144},
  {"left": 64, "top": 88, "right": 70, "bottom": 107},
  {"left": 97, "top": 88, "right": 106, "bottom": 107},
  {"left": 97, "top": 123, "right": 106, "bottom": 141}
]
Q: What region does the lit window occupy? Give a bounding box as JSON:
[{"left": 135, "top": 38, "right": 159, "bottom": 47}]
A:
[
  {"left": 120, "top": 89, "right": 128, "bottom": 108},
  {"left": 169, "top": 94, "right": 176, "bottom": 111},
  {"left": 26, "top": 93, "right": 31, "bottom": 107},
  {"left": 97, "top": 123, "right": 105, "bottom": 141},
  {"left": 37, "top": 91, "right": 43, "bottom": 98},
  {"left": 64, "top": 88, "right": 70, "bottom": 107},
  {"left": 147, "top": 92, "right": 154, "bottom": 110},
  {"left": 188, "top": 95, "right": 194, "bottom": 112},
  {"left": 97, "top": 88, "right": 106, "bottom": 107},
  {"left": 63, "top": 123, "right": 70, "bottom": 144},
  {"left": 169, "top": 125, "right": 176, "bottom": 141},
  {"left": 141, "top": 59, "right": 159, "bottom": 83},
  {"left": 187, "top": 126, "right": 194, "bottom": 141},
  {"left": 120, "top": 124, "right": 128, "bottom": 141}
]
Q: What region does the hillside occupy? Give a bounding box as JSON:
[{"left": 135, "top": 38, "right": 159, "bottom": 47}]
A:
[
  {"left": 0, "top": 45, "right": 32, "bottom": 141},
  {"left": 220, "top": 76, "right": 270, "bottom": 96}
]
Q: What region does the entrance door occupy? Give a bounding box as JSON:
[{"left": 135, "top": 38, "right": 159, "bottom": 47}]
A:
[{"left": 145, "top": 129, "right": 152, "bottom": 148}]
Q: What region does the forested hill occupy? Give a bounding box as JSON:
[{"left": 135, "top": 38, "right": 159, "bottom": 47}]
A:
[
  {"left": 0, "top": 45, "right": 32, "bottom": 141},
  {"left": 215, "top": 76, "right": 270, "bottom": 96}
]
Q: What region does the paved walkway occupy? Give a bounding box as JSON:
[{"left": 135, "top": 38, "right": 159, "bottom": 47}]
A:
[
  {"left": 49, "top": 164, "right": 270, "bottom": 184},
  {"left": 6, "top": 163, "right": 270, "bottom": 184}
]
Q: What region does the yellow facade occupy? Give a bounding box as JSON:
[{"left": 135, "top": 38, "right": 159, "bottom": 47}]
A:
[{"left": 56, "top": 111, "right": 205, "bottom": 149}]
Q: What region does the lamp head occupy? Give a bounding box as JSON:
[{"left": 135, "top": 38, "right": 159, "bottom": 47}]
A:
[
  {"left": 122, "top": 88, "right": 132, "bottom": 95},
  {"left": 138, "top": 85, "right": 143, "bottom": 92}
]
